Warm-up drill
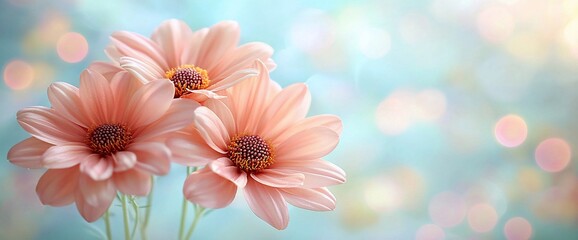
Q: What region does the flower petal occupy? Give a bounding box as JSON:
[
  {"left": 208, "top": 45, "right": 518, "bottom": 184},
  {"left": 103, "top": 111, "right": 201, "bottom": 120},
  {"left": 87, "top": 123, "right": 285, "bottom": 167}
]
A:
[
  {"left": 198, "top": 21, "right": 240, "bottom": 72},
  {"left": 47, "top": 82, "right": 87, "bottom": 128},
  {"left": 124, "top": 79, "right": 174, "bottom": 129},
  {"left": 258, "top": 83, "right": 310, "bottom": 140},
  {"left": 181, "top": 89, "right": 226, "bottom": 102},
  {"left": 109, "top": 31, "right": 169, "bottom": 69},
  {"left": 250, "top": 169, "right": 304, "bottom": 188},
  {"left": 36, "top": 168, "right": 79, "bottom": 206},
  {"left": 226, "top": 60, "right": 271, "bottom": 133},
  {"left": 272, "top": 114, "right": 342, "bottom": 146},
  {"left": 80, "top": 154, "right": 113, "bottom": 181},
  {"left": 8, "top": 137, "right": 52, "bottom": 169},
  {"left": 274, "top": 159, "right": 346, "bottom": 188},
  {"left": 276, "top": 126, "right": 340, "bottom": 161},
  {"left": 280, "top": 187, "right": 336, "bottom": 211},
  {"left": 129, "top": 142, "right": 171, "bottom": 175},
  {"left": 109, "top": 71, "right": 144, "bottom": 122},
  {"left": 151, "top": 19, "right": 194, "bottom": 68},
  {"left": 119, "top": 56, "right": 166, "bottom": 84},
  {"left": 193, "top": 107, "right": 229, "bottom": 153},
  {"left": 17, "top": 107, "right": 85, "bottom": 145},
  {"left": 80, "top": 69, "right": 116, "bottom": 126},
  {"left": 210, "top": 42, "right": 274, "bottom": 82},
  {"left": 78, "top": 173, "right": 116, "bottom": 208},
  {"left": 244, "top": 178, "right": 289, "bottom": 230},
  {"left": 112, "top": 151, "right": 137, "bottom": 172},
  {"left": 42, "top": 144, "right": 90, "bottom": 169},
  {"left": 183, "top": 167, "right": 237, "bottom": 209},
  {"left": 208, "top": 68, "right": 258, "bottom": 92},
  {"left": 203, "top": 98, "right": 236, "bottom": 134},
  {"left": 114, "top": 169, "right": 151, "bottom": 196},
  {"left": 87, "top": 61, "right": 124, "bottom": 80},
  {"left": 180, "top": 27, "right": 208, "bottom": 65},
  {"left": 209, "top": 157, "right": 247, "bottom": 187},
  {"left": 75, "top": 179, "right": 115, "bottom": 222},
  {"left": 136, "top": 98, "right": 199, "bottom": 141},
  {"left": 166, "top": 132, "right": 222, "bottom": 166}
]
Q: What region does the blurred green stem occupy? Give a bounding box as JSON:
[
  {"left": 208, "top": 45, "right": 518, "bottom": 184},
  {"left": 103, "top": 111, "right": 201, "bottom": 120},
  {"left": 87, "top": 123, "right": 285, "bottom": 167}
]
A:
[
  {"left": 140, "top": 177, "right": 154, "bottom": 240},
  {"left": 121, "top": 194, "right": 130, "bottom": 240},
  {"left": 184, "top": 206, "right": 205, "bottom": 240},
  {"left": 104, "top": 209, "right": 112, "bottom": 240}
]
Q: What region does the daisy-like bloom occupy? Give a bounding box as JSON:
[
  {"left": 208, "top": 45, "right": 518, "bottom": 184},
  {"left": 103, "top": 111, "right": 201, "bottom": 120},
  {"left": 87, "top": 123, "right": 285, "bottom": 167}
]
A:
[
  {"left": 168, "top": 61, "right": 346, "bottom": 229},
  {"left": 106, "top": 19, "right": 275, "bottom": 102},
  {"left": 7, "top": 67, "right": 199, "bottom": 222}
]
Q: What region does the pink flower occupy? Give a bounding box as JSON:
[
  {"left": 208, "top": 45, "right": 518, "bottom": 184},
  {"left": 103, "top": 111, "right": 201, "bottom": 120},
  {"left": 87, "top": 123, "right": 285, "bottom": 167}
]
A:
[
  {"left": 106, "top": 19, "right": 276, "bottom": 102},
  {"left": 168, "top": 61, "right": 346, "bottom": 229},
  {"left": 7, "top": 67, "right": 199, "bottom": 222}
]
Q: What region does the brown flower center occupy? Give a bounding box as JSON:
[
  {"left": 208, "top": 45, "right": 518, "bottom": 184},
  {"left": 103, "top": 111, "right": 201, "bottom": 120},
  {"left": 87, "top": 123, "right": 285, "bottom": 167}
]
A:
[
  {"left": 165, "top": 65, "right": 210, "bottom": 98},
  {"left": 227, "top": 135, "right": 274, "bottom": 172},
  {"left": 87, "top": 124, "right": 132, "bottom": 156}
]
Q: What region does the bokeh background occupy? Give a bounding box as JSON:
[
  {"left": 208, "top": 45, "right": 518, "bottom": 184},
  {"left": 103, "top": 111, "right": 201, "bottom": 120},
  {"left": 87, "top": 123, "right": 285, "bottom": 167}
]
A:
[{"left": 1, "top": 0, "right": 578, "bottom": 239}]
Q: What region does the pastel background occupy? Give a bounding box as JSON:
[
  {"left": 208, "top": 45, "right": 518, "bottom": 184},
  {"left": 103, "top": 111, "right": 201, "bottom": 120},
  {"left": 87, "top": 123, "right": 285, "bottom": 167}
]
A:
[{"left": 1, "top": 0, "right": 577, "bottom": 239}]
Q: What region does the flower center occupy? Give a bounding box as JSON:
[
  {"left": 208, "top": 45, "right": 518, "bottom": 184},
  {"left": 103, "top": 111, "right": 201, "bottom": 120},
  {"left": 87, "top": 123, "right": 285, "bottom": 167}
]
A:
[
  {"left": 164, "top": 65, "right": 210, "bottom": 98},
  {"left": 86, "top": 124, "right": 132, "bottom": 156},
  {"left": 227, "top": 135, "right": 274, "bottom": 172}
]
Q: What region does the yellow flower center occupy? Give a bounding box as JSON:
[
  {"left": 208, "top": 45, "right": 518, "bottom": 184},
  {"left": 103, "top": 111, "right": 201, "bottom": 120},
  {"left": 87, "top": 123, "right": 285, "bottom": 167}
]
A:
[
  {"left": 87, "top": 124, "right": 132, "bottom": 156},
  {"left": 165, "top": 65, "right": 210, "bottom": 98},
  {"left": 227, "top": 135, "right": 274, "bottom": 172}
]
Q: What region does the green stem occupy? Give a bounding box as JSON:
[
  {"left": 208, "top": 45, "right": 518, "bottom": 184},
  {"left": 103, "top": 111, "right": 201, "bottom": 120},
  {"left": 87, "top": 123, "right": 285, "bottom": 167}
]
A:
[
  {"left": 121, "top": 194, "right": 130, "bottom": 240},
  {"left": 178, "top": 167, "right": 192, "bottom": 240},
  {"left": 184, "top": 206, "right": 205, "bottom": 240},
  {"left": 130, "top": 197, "right": 139, "bottom": 240},
  {"left": 104, "top": 209, "right": 112, "bottom": 240},
  {"left": 140, "top": 177, "right": 154, "bottom": 240}
]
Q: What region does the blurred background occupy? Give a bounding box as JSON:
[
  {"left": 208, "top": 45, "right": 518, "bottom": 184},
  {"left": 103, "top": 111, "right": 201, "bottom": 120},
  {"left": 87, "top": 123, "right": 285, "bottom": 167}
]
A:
[{"left": 1, "top": 0, "right": 577, "bottom": 239}]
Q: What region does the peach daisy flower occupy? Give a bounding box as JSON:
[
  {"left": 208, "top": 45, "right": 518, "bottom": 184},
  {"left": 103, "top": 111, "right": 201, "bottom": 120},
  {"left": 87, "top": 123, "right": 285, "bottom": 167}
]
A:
[
  {"left": 168, "top": 61, "right": 346, "bottom": 229},
  {"left": 106, "top": 19, "right": 275, "bottom": 102},
  {"left": 7, "top": 67, "right": 199, "bottom": 222}
]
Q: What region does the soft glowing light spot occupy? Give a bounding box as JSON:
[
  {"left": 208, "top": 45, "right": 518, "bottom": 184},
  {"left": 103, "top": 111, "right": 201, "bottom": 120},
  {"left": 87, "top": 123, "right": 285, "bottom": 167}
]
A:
[
  {"left": 358, "top": 27, "right": 391, "bottom": 59},
  {"left": 535, "top": 138, "right": 572, "bottom": 172},
  {"left": 364, "top": 176, "right": 402, "bottom": 212},
  {"left": 23, "top": 13, "right": 70, "bottom": 55},
  {"left": 3, "top": 60, "right": 35, "bottom": 90},
  {"left": 414, "top": 89, "right": 447, "bottom": 121},
  {"left": 504, "top": 217, "right": 532, "bottom": 240},
  {"left": 494, "top": 114, "right": 528, "bottom": 147},
  {"left": 467, "top": 203, "right": 498, "bottom": 232},
  {"left": 376, "top": 89, "right": 447, "bottom": 135},
  {"left": 477, "top": 6, "right": 514, "bottom": 43},
  {"left": 563, "top": 18, "right": 578, "bottom": 58},
  {"left": 399, "top": 13, "right": 431, "bottom": 45},
  {"left": 363, "top": 167, "right": 426, "bottom": 212},
  {"left": 504, "top": 32, "right": 547, "bottom": 64},
  {"left": 428, "top": 191, "right": 467, "bottom": 227},
  {"left": 375, "top": 90, "right": 413, "bottom": 135},
  {"left": 290, "top": 9, "right": 335, "bottom": 53},
  {"left": 464, "top": 182, "right": 508, "bottom": 216},
  {"left": 391, "top": 166, "right": 425, "bottom": 209},
  {"left": 56, "top": 32, "right": 88, "bottom": 63},
  {"left": 415, "top": 224, "right": 445, "bottom": 240},
  {"left": 517, "top": 167, "right": 544, "bottom": 194}
]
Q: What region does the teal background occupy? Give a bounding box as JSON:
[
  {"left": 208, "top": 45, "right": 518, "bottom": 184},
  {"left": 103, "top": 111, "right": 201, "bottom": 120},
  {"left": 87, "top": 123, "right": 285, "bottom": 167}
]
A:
[{"left": 1, "top": 0, "right": 578, "bottom": 239}]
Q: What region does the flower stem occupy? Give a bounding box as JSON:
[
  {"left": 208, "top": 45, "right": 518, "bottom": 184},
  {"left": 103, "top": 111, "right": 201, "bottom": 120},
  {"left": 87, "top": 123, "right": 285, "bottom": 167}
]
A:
[
  {"left": 104, "top": 209, "right": 112, "bottom": 240},
  {"left": 130, "top": 197, "right": 139, "bottom": 240},
  {"left": 178, "top": 167, "right": 191, "bottom": 240},
  {"left": 140, "top": 177, "right": 154, "bottom": 240},
  {"left": 121, "top": 194, "right": 130, "bottom": 240},
  {"left": 184, "top": 206, "right": 205, "bottom": 240}
]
